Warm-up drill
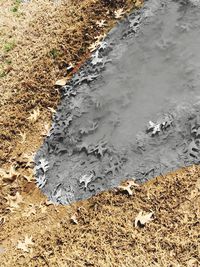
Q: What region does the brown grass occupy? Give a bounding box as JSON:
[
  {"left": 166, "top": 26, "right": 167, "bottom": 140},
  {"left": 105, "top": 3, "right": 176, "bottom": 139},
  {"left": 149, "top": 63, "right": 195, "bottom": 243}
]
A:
[
  {"left": 0, "top": 0, "right": 199, "bottom": 266},
  {"left": 0, "top": 166, "right": 199, "bottom": 266},
  {"left": 0, "top": 0, "right": 139, "bottom": 164}
]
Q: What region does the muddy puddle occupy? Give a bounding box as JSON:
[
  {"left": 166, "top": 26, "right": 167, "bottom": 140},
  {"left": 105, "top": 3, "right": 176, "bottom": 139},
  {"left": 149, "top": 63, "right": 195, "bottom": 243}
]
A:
[{"left": 35, "top": 0, "right": 200, "bottom": 204}]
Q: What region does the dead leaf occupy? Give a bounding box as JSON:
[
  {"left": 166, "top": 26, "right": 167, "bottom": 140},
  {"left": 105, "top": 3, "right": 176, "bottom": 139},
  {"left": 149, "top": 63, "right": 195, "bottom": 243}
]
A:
[
  {"left": 147, "top": 120, "right": 161, "bottom": 135},
  {"left": 23, "top": 174, "right": 34, "bottom": 183},
  {"left": 35, "top": 158, "right": 49, "bottom": 173},
  {"left": 89, "top": 34, "right": 106, "bottom": 52},
  {"left": 35, "top": 174, "right": 47, "bottom": 188},
  {"left": 70, "top": 214, "right": 78, "bottom": 224},
  {"left": 91, "top": 51, "right": 103, "bottom": 66},
  {"left": 39, "top": 203, "right": 47, "bottom": 213},
  {"left": 42, "top": 122, "right": 50, "bottom": 136},
  {"left": 135, "top": 211, "right": 154, "bottom": 228},
  {"left": 23, "top": 153, "right": 35, "bottom": 168},
  {"left": 19, "top": 131, "right": 26, "bottom": 144},
  {"left": 6, "top": 192, "right": 23, "bottom": 212},
  {"left": 89, "top": 41, "right": 101, "bottom": 52},
  {"left": 0, "top": 165, "right": 19, "bottom": 182},
  {"left": 28, "top": 108, "right": 40, "bottom": 123},
  {"left": 95, "top": 33, "right": 106, "bottom": 43},
  {"left": 45, "top": 199, "right": 54, "bottom": 206},
  {"left": 118, "top": 180, "right": 139, "bottom": 196},
  {"left": 17, "top": 235, "right": 34, "bottom": 253},
  {"left": 22, "top": 205, "right": 37, "bottom": 217},
  {"left": 55, "top": 77, "right": 69, "bottom": 86},
  {"left": 79, "top": 173, "right": 94, "bottom": 188},
  {"left": 96, "top": 19, "right": 106, "bottom": 27},
  {"left": 114, "top": 8, "right": 125, "bottom": 19}
]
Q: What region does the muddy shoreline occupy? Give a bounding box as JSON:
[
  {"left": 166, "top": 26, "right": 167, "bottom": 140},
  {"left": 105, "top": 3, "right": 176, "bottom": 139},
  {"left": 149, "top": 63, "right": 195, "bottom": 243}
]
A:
[{"left": 35, "top": 0, "right": 200, "bottom": 204}]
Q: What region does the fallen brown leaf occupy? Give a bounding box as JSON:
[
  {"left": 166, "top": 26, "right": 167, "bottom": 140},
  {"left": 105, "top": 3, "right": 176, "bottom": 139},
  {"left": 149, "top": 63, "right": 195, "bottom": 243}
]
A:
[
  {"left": 22, "top": 205, "right": 37, "bottom": 217},
  {"left": 45, "top": 199, "right": 54, "bottom": 206},
  {"left": 89, "top": 41, "right": 101, "bottom": 52},
  {"left": 41, "top": 122, "right": 50, "bottom": 136},
  {"left": 135, "top": 211, "right": 154, "bottom": 228},
  {"left": 0, "top": 165, "right": 19, "bottom": 179},
  {"left": 0, "top": 165, "right": 19, "bottom": 182},
  {"left": 96, "top": 19, "right": 106, "bottom": 27},
  {"left": 23, "top": 174, "right": 35, "bottom": 183},
  {"left": 39, "top": 203, "right": 47, "bottom": 213},
  {"left": 17, "top": 236, "right": 34, "bottom": 253},
  {"left": 55, "top": 77, "right": 69, "bottom": 86},
  {"left": 118, "top": 180, "right": 139, "bottom": 196},
  {"left": 23, "top": 153, "right": 35, "bottom": 168},
  {"left": 114, "top": 8, "right": 125, "bottom": 19},
  {"left": 28, "top": 108, "right": 40, "bottom": 123},
  {"left": 89, "top": 34, "right": 106, "bottom": 52},
  {"left": 70, "top": 214, "right": 78, "bottom": 225},
  {"left": 6, "top": 192, "right": 23, "bottom": 212}
]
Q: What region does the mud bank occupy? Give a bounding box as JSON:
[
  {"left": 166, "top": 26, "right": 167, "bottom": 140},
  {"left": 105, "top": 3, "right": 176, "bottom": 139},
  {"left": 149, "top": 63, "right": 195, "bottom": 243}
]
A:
[{"left": 35, "top": 0, "right": 200, "bottom": 204}]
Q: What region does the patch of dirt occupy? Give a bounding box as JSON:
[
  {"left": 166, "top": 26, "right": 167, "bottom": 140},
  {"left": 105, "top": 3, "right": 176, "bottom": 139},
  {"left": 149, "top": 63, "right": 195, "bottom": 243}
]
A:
[{"left": 0, "top": 0, "right": 199, "bottom": 266}]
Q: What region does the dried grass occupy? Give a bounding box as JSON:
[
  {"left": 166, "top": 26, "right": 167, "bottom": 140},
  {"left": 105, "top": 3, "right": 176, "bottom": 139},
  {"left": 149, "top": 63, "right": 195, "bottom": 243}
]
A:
[
  {"left": 0, "top": 0, "right": 139, "bottom": 164},
  {"left": 0, "top": 1, "right": 199, "bottom": 266},
  {"left": 0, "top": 166, "right": 199, "bottom": 266}
]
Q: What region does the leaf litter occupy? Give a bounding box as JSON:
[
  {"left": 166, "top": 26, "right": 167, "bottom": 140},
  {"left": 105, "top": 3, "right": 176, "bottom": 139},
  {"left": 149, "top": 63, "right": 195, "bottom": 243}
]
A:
[
  {"left": 0, "top": 0, "right": 199, "bottom": 266},
  {"left": 17, "top": 236, "right": 34, "bottom": 253}
]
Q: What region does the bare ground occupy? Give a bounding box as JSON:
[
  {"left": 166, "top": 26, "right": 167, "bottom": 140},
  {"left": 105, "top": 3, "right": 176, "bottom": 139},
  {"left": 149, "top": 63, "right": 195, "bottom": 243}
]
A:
[{"left": 0, "top": 0, "right": 199, "bottom": 266}]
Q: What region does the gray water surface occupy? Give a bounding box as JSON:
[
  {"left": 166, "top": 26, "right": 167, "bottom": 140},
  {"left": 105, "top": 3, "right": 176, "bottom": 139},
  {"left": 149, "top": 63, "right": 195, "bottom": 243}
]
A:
[{"left": 35, "top": 0, "right": 200, "bottom": 204}]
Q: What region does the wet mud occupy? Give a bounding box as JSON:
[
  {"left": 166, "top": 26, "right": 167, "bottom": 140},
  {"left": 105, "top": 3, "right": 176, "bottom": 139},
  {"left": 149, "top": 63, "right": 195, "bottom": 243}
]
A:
[{"left": 35, "top": 0, "right": 200, "bottom": 204}]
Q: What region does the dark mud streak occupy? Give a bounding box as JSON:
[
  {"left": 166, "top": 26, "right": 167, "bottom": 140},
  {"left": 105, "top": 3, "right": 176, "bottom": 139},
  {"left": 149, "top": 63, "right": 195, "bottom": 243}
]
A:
[{"left": 35, "top": 0, "right": 200, "bottom": 204}]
